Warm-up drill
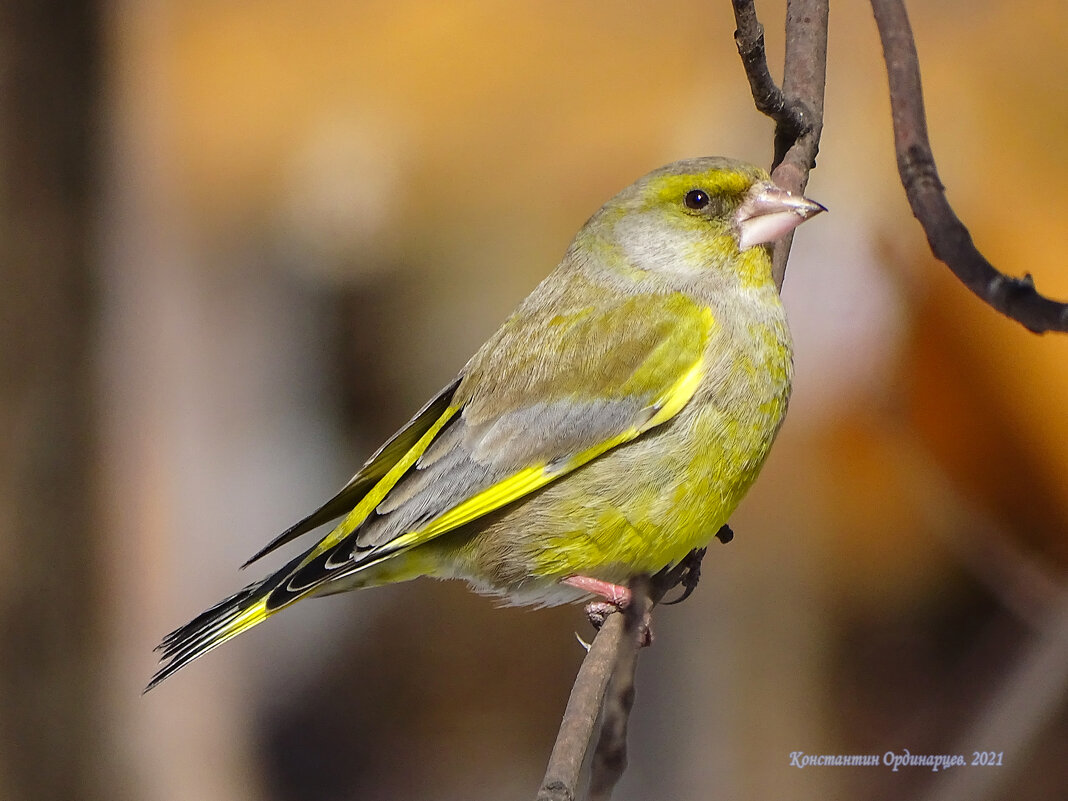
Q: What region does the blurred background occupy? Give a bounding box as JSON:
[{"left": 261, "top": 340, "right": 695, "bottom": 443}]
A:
[{"left": 2, "top": 1, "right": 1066, "bottom": 799}]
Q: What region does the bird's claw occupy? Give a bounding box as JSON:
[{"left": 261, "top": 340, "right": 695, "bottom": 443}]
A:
[{"left": 662, "top": 546, "right": 707, "bottom": 606}]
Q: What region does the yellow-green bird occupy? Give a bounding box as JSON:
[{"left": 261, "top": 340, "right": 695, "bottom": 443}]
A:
[{"left": 147, "top": 157, "right": 823, "bottom": 690}]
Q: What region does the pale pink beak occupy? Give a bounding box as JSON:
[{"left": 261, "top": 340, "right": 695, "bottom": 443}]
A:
[{"left": 734, "top": 181, "right": 826, "bottom": 251}]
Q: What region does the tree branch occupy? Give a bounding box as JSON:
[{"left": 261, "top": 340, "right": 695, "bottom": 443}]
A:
[
  {"left": 536, "top": 613, "right": 627, "bottom": 801},
  {"left": 870, "top": 0, "right": 1068, "bottom": 334},
  {"left": 730, "top": 1, "right": 788, "bottom": 126},
  {"left": 535, "top": 552, "right": 707, "bottom": 801},
  {"left": 732, "top": 0, "right": 829, "bottom": 289},
  {"left": 587, "top": 576, "right": 652, "bottom": 801}
]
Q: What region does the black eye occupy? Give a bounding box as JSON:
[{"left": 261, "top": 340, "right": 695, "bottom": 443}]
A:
[{"left": 684, "top": 189, "right": 710, "bottom": 210}]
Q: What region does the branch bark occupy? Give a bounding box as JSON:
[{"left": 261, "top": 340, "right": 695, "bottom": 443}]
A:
[
  {"left": 587, "top": 576, "right": 653, "bottom": 801},
  {"left": 730, "top": 1, "right": 788, "bottom": 126},
  {"left": 535, "top": 554, "right": 705, "bottom": 801},
  {"left": 536, "top": 612, "right": 627, "bottom": 801},
  {"left": 870, "top": 0, "right": 1068, "bottom": 333},
  {"left": 732, "top": 0, "right": 829, "bottom": 289}
]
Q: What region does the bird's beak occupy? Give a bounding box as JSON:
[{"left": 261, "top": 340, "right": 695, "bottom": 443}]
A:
[{"left": 734, "top": 181, "right": 826, "bottom": 251}]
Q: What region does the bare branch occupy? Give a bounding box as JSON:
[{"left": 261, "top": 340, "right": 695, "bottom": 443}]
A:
[
  {"left": 587, "top": 576, "right": 652, "bottom": 801},
  {"left": 730, "top": 1, "right": 788, "bottom": 124},
  {"left": 769, "top": 0, "right": 828, "bottom": 288},
  {"left": 732, "top": 0, "right": 829, "bottom": 289},
  {"left": 535, "top": 552, "right": 708, "bottom": 801},
  {"left": 536, "top": 612, "right": 628, "bottom": 801},
  {"left": 871, "top": 0, "right": 1068, "bottom": 334}
]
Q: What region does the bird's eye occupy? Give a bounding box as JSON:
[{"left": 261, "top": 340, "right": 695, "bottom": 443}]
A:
[{"left": 684, "top": 189, "right": 710, "bottom": 210}]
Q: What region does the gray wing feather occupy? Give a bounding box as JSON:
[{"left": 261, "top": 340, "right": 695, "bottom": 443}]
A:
[{"left": 355, "top": 396, "right": 647, "bottom": 548}]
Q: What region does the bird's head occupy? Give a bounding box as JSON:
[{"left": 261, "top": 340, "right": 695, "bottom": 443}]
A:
[{"left": 580, "top": 157, "right": 825, "bottom": 286}]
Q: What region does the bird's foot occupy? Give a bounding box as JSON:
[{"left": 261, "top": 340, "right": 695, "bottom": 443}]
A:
[{"left": 661, "top": 546, "right": 708, "bottom": 606}]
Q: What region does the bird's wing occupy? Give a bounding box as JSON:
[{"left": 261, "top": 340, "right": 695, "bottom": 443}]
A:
[{"left": 267, "top": 290, "right": 717, "bottom": 606}]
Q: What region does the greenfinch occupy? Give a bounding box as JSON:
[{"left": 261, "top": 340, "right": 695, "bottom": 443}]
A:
[{"left": 148, "top": 157, "right": 823, "bottom": 690}]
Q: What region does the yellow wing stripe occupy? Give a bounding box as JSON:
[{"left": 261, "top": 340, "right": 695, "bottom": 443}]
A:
[
  {"left": 305, "top": 404, "right": 462, "bottom": 560},
  {"left": 647, "top": 357, "right": 705, "bottom": 428},
  {"left": 388, "top": 352, "right": 709, "bottom": 551},
  {"left": 408, "top": 464, "right": 550, "bottom": 541}
]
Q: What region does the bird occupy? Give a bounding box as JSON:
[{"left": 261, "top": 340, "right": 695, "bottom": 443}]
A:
[{"left": 146, "top": 156, "right": 824, "bottom": 691}]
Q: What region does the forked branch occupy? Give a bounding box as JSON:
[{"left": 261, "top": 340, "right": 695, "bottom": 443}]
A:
[{"left": 732, "top": 0, "right": 829, "bottom": 288}]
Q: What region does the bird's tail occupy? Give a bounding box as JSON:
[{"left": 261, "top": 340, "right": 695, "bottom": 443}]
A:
[
  {"left": 145, "top": 548, "right": 318, "bottom": 692},
  {"left": 145, "top": 580, "right": 274, "bottom": 692},
  {"left": 145, "top": 544, "right": 391, "bottom": 691}
]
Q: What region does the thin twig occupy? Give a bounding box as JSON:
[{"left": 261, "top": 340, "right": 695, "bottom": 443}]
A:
[
  {"left": 770, "top": 0, "right": 828, "bottom": 288},
  {"left": 536, "top": 612, "right": 629, "bottom": 801},
  {"left": 870, "top": 0, "right": 1068, "bottom": 333},
  {"left": 588, "top": 576, "right": 653, "bottom": 801},
  {"left": 535, "top": 551, "right": 707, "bottom": 801},
  {"left": 730, "top": 1, "right": 788, "bottom": 123},
  {"left": 732, "top": 0, "right": 829, "bottom": 289}
]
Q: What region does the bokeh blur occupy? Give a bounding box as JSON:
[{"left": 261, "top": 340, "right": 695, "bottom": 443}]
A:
[{"left": 2, "top": 1, "right": 1066, "bottom": 800}]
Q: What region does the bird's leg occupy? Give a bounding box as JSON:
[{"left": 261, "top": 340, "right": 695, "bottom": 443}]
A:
[
  {"left": 563, "top": 575, "right": 653, "bottom": 646},
  {"left": 563, "top": 575, "right": 632, "bottom": 607}
]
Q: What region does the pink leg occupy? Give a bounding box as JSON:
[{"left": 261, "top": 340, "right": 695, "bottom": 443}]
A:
[
  {"left": 562, "top": 575, "right": 632, "bottom": 607},
  {"left": 564, "top": 575, "right": 653, "bottom": 646}
]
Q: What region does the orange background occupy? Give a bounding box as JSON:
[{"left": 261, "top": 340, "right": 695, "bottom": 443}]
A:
[{"left": 23, "top": 1, "right": 1068, "bottom": 799}]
